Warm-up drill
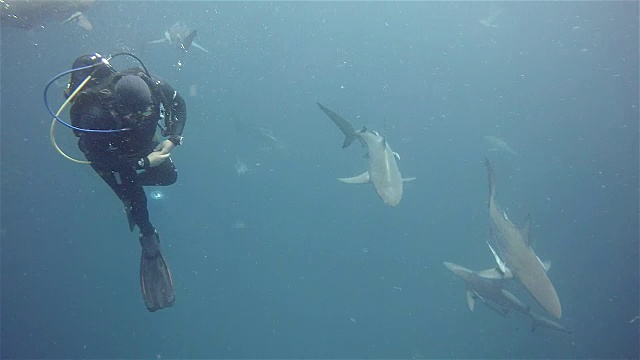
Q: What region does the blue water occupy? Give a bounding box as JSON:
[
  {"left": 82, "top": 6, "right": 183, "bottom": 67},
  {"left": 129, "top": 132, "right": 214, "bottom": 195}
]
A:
[{"left": 1, "top": 2, "right": 638, "bottom": 359}]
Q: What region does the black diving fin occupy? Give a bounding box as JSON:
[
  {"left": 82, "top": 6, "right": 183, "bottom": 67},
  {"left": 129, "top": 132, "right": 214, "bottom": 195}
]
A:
[{"left": 139, "top": 230, "right": 175, "bottom": 312}]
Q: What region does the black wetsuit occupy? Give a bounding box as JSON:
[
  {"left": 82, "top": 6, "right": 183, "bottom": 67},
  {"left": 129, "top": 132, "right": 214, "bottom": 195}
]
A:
[{"left": 70, "top": 69, "right": 186, "bottom": 236}]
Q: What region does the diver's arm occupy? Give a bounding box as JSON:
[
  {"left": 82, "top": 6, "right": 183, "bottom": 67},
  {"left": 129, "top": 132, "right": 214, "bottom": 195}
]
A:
[
  {"left": 76, "top": 107, "right": 160, "bottom": 170},
  {"left": 157, "top": 82, "right": 186, "bottom": 145}
]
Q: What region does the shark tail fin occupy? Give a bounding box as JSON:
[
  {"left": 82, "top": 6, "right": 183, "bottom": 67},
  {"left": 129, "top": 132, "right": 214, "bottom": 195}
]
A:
[
  {"left": 181, "top": 30, "right": 198, "bottom": 52},
  {"left": 522, "top": 213, "right": 533, "bottom": 245},
  {"left": 342, "top": 134, "right": 357, "bottom": 148},
  {"left": 484, "top": 157, "right": 496, "bottom": 206}
]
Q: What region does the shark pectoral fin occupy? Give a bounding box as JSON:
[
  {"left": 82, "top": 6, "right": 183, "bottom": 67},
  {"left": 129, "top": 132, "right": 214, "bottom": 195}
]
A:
[
  {"left": 181, "top": 29, "right": 198, "bottom": 51},
  {"left": 393, "top": 151, "right": 400, "bottom": 161},
  {"left": 61, "top": 12, "right": 93, "bottom": 31},
  {"left": 485, "top": 241, "right": 508, "bottom": 275},
  {"left": 75, "top": 13, "right": 93, "bottom": 31},
  {"left": 148, "top": 38, "right": 168, "bottom": 45},
  {"left": 338, "top": 171, "right": 370, "bottom": 184},
  {"left": 522, "top": 213, "right": 532, "bottom": 245},
  {"left": 191, "top": 41, "right": 210, "bottom": 53},
  {"left": 537, "top": 256, "right": 551, "bottom": 272},
  {"left": 402, "top": 177, "right": 417, "bottom": 182},
  {"left": 466, "top": 290, "right": 476, "bottom": 312},
  {"left": 476, "top": 268, "right": 504, "bottom": 280},
  {"left": 61, "top": 12, "right": 80, "bottom": 24}
]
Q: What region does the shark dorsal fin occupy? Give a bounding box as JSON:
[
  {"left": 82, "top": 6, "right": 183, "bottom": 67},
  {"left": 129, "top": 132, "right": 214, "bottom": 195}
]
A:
[
  {"left": 360, "top": 126, "right": 368, "bottom": 133},
  {"left": 522, "top": 213, "right": 532, "bottom": 246}
]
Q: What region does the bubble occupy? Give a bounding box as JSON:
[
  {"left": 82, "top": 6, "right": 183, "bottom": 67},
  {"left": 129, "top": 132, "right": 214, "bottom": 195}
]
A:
[{"left": 150, "top": 190, "right": 165, "bottom": 200}]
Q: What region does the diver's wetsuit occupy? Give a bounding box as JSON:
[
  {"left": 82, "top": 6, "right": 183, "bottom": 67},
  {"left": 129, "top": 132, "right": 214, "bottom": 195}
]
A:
[{"left": 70, "top": 70, "right": 186, "bottom": 236}]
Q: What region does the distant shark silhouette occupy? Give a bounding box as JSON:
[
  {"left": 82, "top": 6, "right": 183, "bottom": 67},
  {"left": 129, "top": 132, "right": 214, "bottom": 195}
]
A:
[
  {"left": 235, "top": 156, "right": 250, "bottom": 176},
  {"left": 484, "top": 135, "right": 517, "bottom": 156},
  {"left": 478, "top": 7, "right": 503, "bottom": 28},
  {"left": 148, "top": 21, "right": 209, "bottom": 53},
  {"left": 485, "top": 157, "right": 562, "bottom": 319},
  {"left": 1, "top": 0, "right": 94, "bottom": 31},
  {"left": 233, "top": 117, "right": 286, "bottom": 154},
  {"left": 317, "top": 102, "right": 415, "bottom": 207}
]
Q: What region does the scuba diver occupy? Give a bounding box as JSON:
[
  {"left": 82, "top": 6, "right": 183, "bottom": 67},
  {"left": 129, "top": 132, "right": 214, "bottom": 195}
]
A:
[{"left": 57, "top": 53, "right": 186, "bottom": 312}]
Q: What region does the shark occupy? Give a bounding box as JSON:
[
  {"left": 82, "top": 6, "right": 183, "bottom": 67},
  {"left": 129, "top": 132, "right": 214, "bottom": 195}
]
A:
[
  {"left": 235, "top": 156, "right": 250, "bottom": 176},
  {"left": 484, "top": 135, "right": 517, "bottom": 156},
  {"left": 233, "top": 117, "right": 280, "bottom": 150},
  {"left": 529, "top": 310, "right": 571, "bottom": 334},
  {"left": 316, "top": 102, "right": 415, "bottom": 207},
  {"left": 148, "top": 21, "right": 209, "bottom": 53},
  {"left": 485, "top": 157, "right": 562, "bottom": 319},
  {"left": 1, "top": 0, "right": 94, "bottom": 31},
  {"left": 444, "top": 261, "right": 531, "bottom": 317},
  {"left": 444, "top": 259, "right": 570, "bottom": 334}
]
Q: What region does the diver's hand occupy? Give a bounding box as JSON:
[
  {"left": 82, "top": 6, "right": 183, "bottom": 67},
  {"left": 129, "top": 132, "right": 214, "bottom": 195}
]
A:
[
  {"left": 154, "top": 139, "right": 175, "bottom": 155},
  {"left": 147, "top": 151, "right": 171, "bottom": 167}
]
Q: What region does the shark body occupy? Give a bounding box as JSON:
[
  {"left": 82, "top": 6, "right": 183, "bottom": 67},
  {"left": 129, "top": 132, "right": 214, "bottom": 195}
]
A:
[
  {"left": 1, "top": 0, "right": 94, "bottom": 30},
  {"left": 485, "top": 157, "right": 562, "bottom": 319},
  {"left": 444, "top": 261, "right": 530, "bottom": 317},
  {"left": 148, "top": 21, "right": 209, "bottom": 53},
  {"left": 444, "top": 260, "right": 570, "bottom": 334},
  {"left": 317, "top": 102, "right": 414, "bottom": 207}
]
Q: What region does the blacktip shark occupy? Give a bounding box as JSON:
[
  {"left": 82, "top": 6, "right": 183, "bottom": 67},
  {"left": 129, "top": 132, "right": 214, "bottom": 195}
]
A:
[
  {"left": 316, "top": 102, "right": 415, "bottom": 207},
  {"left": 484, "top": 135, "right": 517, "bottom": 156},
  {"left": 485, "top": 157, "right": 562, "bottom": 319},
  {"left": 444, "top": 259, "right": 570, "bottom": 334},
  {"left": 1, "top": 0, "right": 94, "bottom": 30},
  {"left": 444, "top": 261, "right": 530, "bottom": 317},
  {"left": 148, "top": 21, "right": 209, "bottom": 53}
]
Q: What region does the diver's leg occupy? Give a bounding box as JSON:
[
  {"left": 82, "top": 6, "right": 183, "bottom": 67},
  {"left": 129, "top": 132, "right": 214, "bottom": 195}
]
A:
[
  {"left": 137, "top": 157, "right": 178, "bottom": 186},
  {"left": 90, "top": 163, "right": 155, "bottom": 235},
  {"left": 89, "top": 162, "right": 173, "bottom": 312}
]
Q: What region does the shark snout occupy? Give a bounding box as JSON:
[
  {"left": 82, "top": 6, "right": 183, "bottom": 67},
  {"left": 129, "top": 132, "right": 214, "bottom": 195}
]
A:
[{"left": 443, "top": 261, "right": 472, "bottom": 278}]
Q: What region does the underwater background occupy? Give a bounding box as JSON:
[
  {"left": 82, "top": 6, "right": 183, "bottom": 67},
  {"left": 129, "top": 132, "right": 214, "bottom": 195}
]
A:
[{"left": 1, "top": 1, "right": 638, "bottom": 359}]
